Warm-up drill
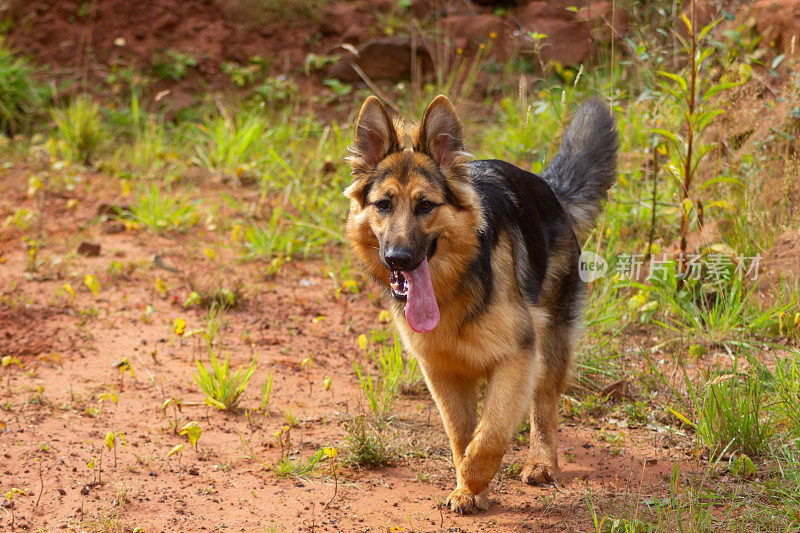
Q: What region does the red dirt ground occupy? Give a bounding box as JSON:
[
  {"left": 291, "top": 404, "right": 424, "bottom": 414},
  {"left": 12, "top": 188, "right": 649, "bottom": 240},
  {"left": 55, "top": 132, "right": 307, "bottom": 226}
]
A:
[
  {"left": 0, "top": 160, "right": 696, "bottom": 532},
  {"left": 3, "top": 0, "right": 386, "bottom": 103}
]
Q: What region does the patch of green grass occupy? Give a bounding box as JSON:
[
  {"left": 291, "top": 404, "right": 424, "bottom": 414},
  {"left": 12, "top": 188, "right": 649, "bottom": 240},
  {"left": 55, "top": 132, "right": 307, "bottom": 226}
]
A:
[
  {"left": 373, "top": 334, "right": 423, "bottom": 395},
  {"left": 343, "top": 415, "right": 393, "bottom": 468},
  {"left": 107, "top": 87, "right": 184, "bottom": 177},
  {"left": 646, "top": 260, "right": 791, "bottom": 349},
  {"left": 193, "top": 350, "right": 257, "bottom": 411},
  {"left": 192, "top": 110, "right": 270, "bottom": 182},
  {"left": 272, "top": 448, "right": 325, "bottom": 479},
  {"left": 50, "top": 95, "right": 103, "bottom": 165},
  {"left": 0, "top": 40, "right": 47, "bottom": 135},
  {"left": 240, "top": 208, "right": 312, "bottom": 260},
  {"left": 152, "top": 49, "right": 197, "bottom": 81},
  {"left": 693, "top": 372, "right": 776, "bottom": 458},
  {"left": 354, "top": 359, "right": 401, "bottom": 422},
  {"left": 128, "top": 184, "right": 200, "bottom": 234}
]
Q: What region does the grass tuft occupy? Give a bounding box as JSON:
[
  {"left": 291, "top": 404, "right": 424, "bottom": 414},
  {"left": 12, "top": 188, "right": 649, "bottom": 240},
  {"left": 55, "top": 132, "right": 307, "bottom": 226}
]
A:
[{"left": 194, "top": 350, "right": 257, "bottom": 411}]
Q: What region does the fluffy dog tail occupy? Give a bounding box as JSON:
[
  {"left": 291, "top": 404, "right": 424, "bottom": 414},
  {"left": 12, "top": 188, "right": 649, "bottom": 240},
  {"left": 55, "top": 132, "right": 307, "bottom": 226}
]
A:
[{"left": 541, "top": 99, "right": 618, "bottom": 241}]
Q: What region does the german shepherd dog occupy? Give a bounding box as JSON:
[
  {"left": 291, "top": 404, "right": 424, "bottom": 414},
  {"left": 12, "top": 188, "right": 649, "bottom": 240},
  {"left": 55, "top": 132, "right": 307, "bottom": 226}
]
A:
[{"left": 345, "top": 95, "right": 617, "bottom": 513}]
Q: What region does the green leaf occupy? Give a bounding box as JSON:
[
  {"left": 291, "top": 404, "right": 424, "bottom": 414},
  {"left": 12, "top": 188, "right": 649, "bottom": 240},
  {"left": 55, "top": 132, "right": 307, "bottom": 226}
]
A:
[
  {"left": 700, "top": 175, "right": 741, "bottom": 191},
  {"left": 204, "top": 396, "right": 226, "bottom": 410},
  {"left": 105, "top": 431, "right": 116, "bottom": 450},
  {"left": 657, "top": 71, "right": 688, "bottom": 93},
  {"left": 168, "top": 444, "right": 184, "bottom": 457},
  {"left": 696, "top": 109, "right": 725, "bottom": 132},
  {"left": 647, "top": 128, "right": 683, "bottom": 148},
  {"left": 180, "top": 421, "right": 202, "bottom": 450},
  {"left": 704, "top": 81, "right": 743, "bottom": 100},
  {"left": 667, "top": 407, "right": 696, "bottom": 429},
  {"left": 681, "top": 12, "right": 692, "bottom": 34},
  {"left": 84, "top": 274, "right": 100, "bottom": 298},
  {"left": 697, "top": 18, "right": 722, "bottom": 41}
]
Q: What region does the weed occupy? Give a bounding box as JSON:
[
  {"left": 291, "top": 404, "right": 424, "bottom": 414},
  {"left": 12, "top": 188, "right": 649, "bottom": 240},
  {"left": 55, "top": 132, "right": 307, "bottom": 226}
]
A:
[
  {"left": 374, "top": 334, "right": 423, "bottom": 395},
  {"left": 773, "top": 354, "right": 800, "bottom": 438},
  {"left": 650, "top": 9, "right": 744, "bottom": 273},
  {"left": 152, "top": 50, "right": 197, "bottom": 81},
  {"left": 261, "top": 371, "right": 274, "bottom": 413},
  {"left": 0, "top": 40, "right": 47, "bottom": 135},
  {"left": 194, "top": 350, "right": 257, "bottom": 411},
  {"left": 127, "top": 184, "right": 200, "bottom": 234},
  {"left": 253, "top": 76, "right": 298, "bottom": 108},
  {"left": 50, "top": 95, "right": 103, "bottom": 165},
  {"left": 343, "top": 415, "right": 393, "bottom": 468},
  {"left": 193, "top": 109, "right": 270, "bottom": 182},
  {"left": 272, "top": 448, "right": 325, "bottom": 479},
  {"left": 160, "top": 397, "right": 184, "bottom": 434},
  {"left": 623, "top": 400, "right": 649, "bottom": 427},
  {"left": 565, "top": 393, "right": 607, "bottom": 419},
  {"left": 188, "top": 279, "right": 244, "bottom": 310},
  {"left": 353, "top": 361, "right": 399, "bottom": 422},
  {"left": 694, "top": 373, "right": 776, "bottom": 458}
]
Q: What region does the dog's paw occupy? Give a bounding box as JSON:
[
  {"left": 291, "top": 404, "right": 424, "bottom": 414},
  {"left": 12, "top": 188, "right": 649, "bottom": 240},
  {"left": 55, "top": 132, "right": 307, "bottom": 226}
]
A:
[
  {"left": 445, "top": 488, "right": 489, "bottom": 514},
  {"left": 520, "top": 461, "right": 556, "bottom": 485}
]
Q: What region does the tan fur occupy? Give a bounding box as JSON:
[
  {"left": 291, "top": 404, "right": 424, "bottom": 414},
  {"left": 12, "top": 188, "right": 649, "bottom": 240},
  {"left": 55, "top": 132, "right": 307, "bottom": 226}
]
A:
[{"left": 345, "top": 95, "right": 576, "bottom": 514}]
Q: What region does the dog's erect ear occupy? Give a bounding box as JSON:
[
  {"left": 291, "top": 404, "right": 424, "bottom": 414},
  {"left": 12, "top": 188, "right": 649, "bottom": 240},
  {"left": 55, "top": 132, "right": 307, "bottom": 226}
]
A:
[
  {"left": 347, "top": 96, "right": 398, "bottom": 174},
  {"left": 417, "top": 95, "right": 465, "bottom": 170}
]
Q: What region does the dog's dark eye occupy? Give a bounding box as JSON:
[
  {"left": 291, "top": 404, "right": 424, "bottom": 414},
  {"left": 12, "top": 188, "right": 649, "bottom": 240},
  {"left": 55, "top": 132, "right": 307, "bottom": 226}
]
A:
[
  {"left": 375, "top": 199, "right": 392, "bottom": 212},
  {"left": 416, "top": 200, "right": 436, "bottom": 215}
]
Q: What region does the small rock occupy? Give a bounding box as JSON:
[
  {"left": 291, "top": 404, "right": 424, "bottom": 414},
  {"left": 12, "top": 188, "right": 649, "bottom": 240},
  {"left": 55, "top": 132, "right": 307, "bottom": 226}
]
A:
[
  {"left": 328, "top": 37, "right": 434, "bottom": 82},
  {"left": 77, "top": 242, "right": 101, "bottom": 257},
  {"left": 96, "top": 203, "right": 131, "bottom": 218},
  {"left": 102, "top": 222, "right": 125, "bottom": 235}
]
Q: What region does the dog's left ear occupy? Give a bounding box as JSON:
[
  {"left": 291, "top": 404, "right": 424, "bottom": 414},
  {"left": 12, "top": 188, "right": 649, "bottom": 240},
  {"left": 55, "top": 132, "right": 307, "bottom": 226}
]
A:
[{"left": 417, "top": 95, "right": 466, "bottom": 170}]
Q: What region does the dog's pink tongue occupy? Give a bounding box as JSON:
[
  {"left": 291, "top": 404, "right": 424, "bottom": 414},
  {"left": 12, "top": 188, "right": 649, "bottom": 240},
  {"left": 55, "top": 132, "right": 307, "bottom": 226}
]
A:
[{"left": 403, "top": 258, "right": 440, "bottom": 333}]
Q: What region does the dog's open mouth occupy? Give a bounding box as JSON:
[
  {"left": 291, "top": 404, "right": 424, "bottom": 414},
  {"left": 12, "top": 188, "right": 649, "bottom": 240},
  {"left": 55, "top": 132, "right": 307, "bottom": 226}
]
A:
[
  {"left": 388, "top": 257, "right": 440, "bottom": 333},
  {"left": 389, "top": 270, "right": 409, "bottom": 299}
]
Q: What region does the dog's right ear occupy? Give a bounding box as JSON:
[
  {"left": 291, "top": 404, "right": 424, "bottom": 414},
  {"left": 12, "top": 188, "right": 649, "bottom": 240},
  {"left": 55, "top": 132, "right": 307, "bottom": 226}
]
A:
[
  {"left": 347, "top": 96, "right": 398, "bottom": 174},
  {"left": 345, "top": 96, "right": 398, "bottom": 206}
]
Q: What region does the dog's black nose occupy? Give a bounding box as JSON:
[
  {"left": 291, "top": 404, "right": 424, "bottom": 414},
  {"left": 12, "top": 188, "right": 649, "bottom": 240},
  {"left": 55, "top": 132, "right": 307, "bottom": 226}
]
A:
[{"left": 385, "top": 247, "right": 413, "bottom": 270}]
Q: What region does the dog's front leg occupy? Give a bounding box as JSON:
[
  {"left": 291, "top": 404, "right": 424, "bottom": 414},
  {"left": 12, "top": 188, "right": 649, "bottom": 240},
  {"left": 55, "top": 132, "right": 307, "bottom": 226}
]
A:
[
  {"left": 446, "top": 353, "right": 534, "bottom": 514},
  {"left": 419, "top": 363, "right": 478, "bottom": 470}
]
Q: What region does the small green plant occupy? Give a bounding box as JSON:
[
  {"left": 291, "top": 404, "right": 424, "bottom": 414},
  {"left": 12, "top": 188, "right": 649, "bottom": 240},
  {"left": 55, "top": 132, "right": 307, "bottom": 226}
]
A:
[
  {"left": 353, "top": 361, "right": 400, "bottom": 422},
  {"left": 222, "top": 60, "right": 262, "bottom": 87},
  {"left": 192, "top": 110, "right": 269, "bottom": 182},
  {"left": 194, "top": 350, "right": 257, "bottom": 411},
  {"left": 127, "top": 184, "right": 200, "bottom": 233},
  {"left": 272, "top": 448, "right": 325, "bottom": 479},
  {"left": 623, "top": 400, "right": 649, "bottom": 427},
  {"left": 180, "top": 421, "right": 202, "bottom": 451},
  {"left": 104, "top": 430, "right": 125, "bottom": 468},
  {"left": 168, "top": 444, "right": 184, "bottom": 476},
  {"left": 649, "top": 8, "right": 744, "bottom": 274},
  {"left": 152, "top": 50, "right": 197, "bottom": 81},
  {"left": 253, "top": 76, "right": 297, "bottom": 107},
  {"left": 4, "top": 488, "right": 27, "bottom": 530},
  {"left": 0, "top": 40, "right": 47, "bottom": 134},
  {"left": 51, "top": 95, "right": 103, "bottom": 165},
  {"left": 695, "top": 373, "right": 775, "bottom": 458},
  {"left": 261, "top": 371, "right": 274, "bottom": 413},
  {"left": 374, "top": 334, "right": 422, "bottom": 394},
  {"left": 160, "top": 397, "right": 184, "bottom": 434},
  {"left": 773, "top": 355, "right": 800, "bottom": 438},
  {"left": 343, "top": 415, "right": 392, "bottom": 468}
]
